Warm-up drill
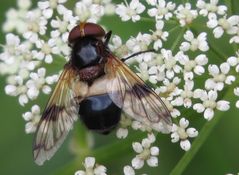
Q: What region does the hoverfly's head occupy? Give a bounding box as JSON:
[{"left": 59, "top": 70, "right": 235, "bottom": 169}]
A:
[
  {"left": 68, "top": 22, "right": 106, "bottom": 46},
  {"left": 69, "top": 23, "right": 107, "bottom": 69}
]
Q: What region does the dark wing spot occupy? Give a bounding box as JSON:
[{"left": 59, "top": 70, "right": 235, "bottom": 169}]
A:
[
  {"left": 42, "top": 105, "right": 65, "bottom": 121},
  {"left": 131, "top": 83, "right": 151, "bottom": 96}
]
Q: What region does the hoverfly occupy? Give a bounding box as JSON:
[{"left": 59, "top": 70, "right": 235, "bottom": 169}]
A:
[{"left": 33, "top": 22, "right": 172, "bottom": 165}]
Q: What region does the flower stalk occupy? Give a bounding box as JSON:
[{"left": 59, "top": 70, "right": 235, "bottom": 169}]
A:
[{"left": 170, "top": 87, "right": 235, "bottom": 175}]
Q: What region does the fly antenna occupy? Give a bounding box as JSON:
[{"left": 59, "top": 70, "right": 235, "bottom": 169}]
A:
[
  {"left": 121, "top": 49, "right": 156, "bottom": 62},
  {"left": 104, "top": 31, "right": 112, "bottom": 46}
]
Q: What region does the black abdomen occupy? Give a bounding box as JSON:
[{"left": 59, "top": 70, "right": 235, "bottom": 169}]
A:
[{"left": 79, "top": 94, "right": 121, "bottom": 134}]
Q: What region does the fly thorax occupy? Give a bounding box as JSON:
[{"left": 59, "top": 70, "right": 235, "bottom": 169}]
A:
[{"left": 71, "top": 37, "right": 102, "bottom": 69}]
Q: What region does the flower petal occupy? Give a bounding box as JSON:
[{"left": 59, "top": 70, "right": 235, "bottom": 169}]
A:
[
  {"left": 217, "top": 100, "right": 230, "bottom": 111},
  {"left": 123, "top": 165, "right": 135, "bottom": 175},
  {"left": 204, "top": 108, "right": 214, "bottom": 120},
  {"left": 132, "top": 157, "right": 144, "bottom": 169},
  {"left": 180, "top": 140, "right": 191, "bottom": 151},
  {"left": 146, "top": 156, "right": 158, "bottom": 167}
]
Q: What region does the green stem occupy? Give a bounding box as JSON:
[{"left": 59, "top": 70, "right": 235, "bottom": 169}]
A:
[
  {"left": 171, "top": 28, "right": 186, "bottom": 53},
  {"left": 141, "top": 17, "right": 178, "bottom": 24},
  {"left": 168, "top": 25, "right": 180, "bottom": 34},
  {"left": 124, "top": 0, "right": 129, "bottom": 6},
  {"left": 169, "top": 88, "right": 234, "bottom": 175},
  {"left": 166, "top": 18, "right": 179, "bottom": 25},
  {"left": 224, "top": 0, "right": 232, "bottom": 16},
  {"left": 141, "top": 17, "right": 155, "bottom": 23},
  {"left": 229, "top": 0, "right": 237, "bottom": 15}
]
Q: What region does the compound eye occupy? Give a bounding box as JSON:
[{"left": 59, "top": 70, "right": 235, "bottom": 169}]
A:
[
  {"left": 84, "top": 23, "right": 105, "bottom": 37},
  {"left": 68, "top": 23, "right": 106, "bottom": 44}
]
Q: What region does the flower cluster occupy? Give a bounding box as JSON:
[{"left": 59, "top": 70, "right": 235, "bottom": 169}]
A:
[
  {"left": 22, "top": 104, "right": 41, "bottom": 133},
  {"left": 0, "top": 0, "right": 238, "bottom": 174},
  {"left": 171, "top": 118, "right": 198, "bottom": 151},
  {"left": 75, "top": 157, "right": 107, "bottom": 175},
  {"left": 131, "top": 134, "right": 159, "bottom": 169},
  {"left": 123, "top": 133, "right": 159, "bottom": 175}
]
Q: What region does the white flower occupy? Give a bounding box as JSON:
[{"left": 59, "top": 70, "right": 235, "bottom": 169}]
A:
[
  {"left": 196, "top": 0, "right": 227, "bottom": 17},
  {"left": 180, "top": 30, "right": 209, "bottom": 52},
  {"left": 159, "top": 98, "right": 181, "bottom": 118},
  {"left": 205, "top": 63, "right": 235, "bottom": 91},
  {"left": 0, "top": 33, "right": 20, "bottom": 64},
  {"left": 17, "top": 0, "right": 31, "bottom": 10},
  {"left": 75, "top": 157, "right": 107, "bottom": 175},
  {"left": 123, "top": 165, "right": 147, "bottom": 175},
  {"left": 5, "top": 75, "right": 29, "bottom": 106},
  {"left": 177, "top": 53, "right": 208, "bottom": 80},
  {"left": 207, "top": 14, "right": 239, "bottom": 38},
  {"left": 229, "top": 23, "right": 239, "bottom": 43},
  {"left": 51, "top": 11, "right": 78, "bottom": 42},
  {"left": 234, "top": 88, "right": 239, "bottom": 109},
  {"left": 147, "top": 0, "right": 176, "bottom": 20},
  {"left": 137, "top": 58, "right": 165, "bottom": 84},
  {"left": 22, "top": 105, "right": 41, "bottom": 133},
  {"left": 193, "top": 90, "right": 230, "bottom": 120},
  {"left": 132, "top": 112, "right": 172, "bottom": 134},
  {"left": 125, "top": 33, "right": 152, "bottom": 63},
  {"left": 131, "top": 134, "right": 159, "bottom": 169},
  {"left": 171, "top": 81, "right": 194, "bottom": 108},
  {"left": 171, "top": 118, "right": 198, "bottom": 151},
  {"left": 126, "top": 33, "right": 152, "bottom": 54},
  {"left": 123, "top": 165, "right": 135, "bottom": 175},
  {"left": 227, "top": 51, "right": 239, "bottom": 72},
  {"left": 26, "top": 68, "right": 57, "bottom": 100},
  {"left": 103, "top": 1, "right": 116, "bottom": 15},
  {"left": 32, "top": 39, "right": 60, "bottom": 64},
  {"left": 0, "top": 34, "right": 39, "bottom": 77},
  {"left": 175, "top": 3, "right": 198, "bottom": 26},
  {"left": 146, "top": 55, "right": 166, "bottom": 83},
  {"left": 75, "top": 0, "right": 108, "bottom": 23},
  {"left": 131, "top": 120, "right": 153, "bottom": 133},
  {"left": 2, "top": 0, "right": 31, "bottom": 34},
  {"left": 116, "top": 115, "right": 132, "bottom": 139},
  {"left": 5, "top": 33, "right": 21, "bottom": 52},
  {"left": 150, "top": 20, "right": 169, "bottom": 50},
  {"left": 159, "top": 49, "right": 182, "bottom": 79},
  {"left": 23, "top": 9, "right": 48, "bottom": 42},
  {"left": 157, "top": 77, "right": 181, "bottom": 96},
  {"left": 116, "top": 0, "right": 145, "bottom": 22},
  {"left": 109, "top": 35, "right": 129, "bottom": 58},
  {"left": 75, "top": 0, "right": 115, "bottom": 22},
  {"left": 74, "top": 2, "right": 91, "bottom": 22},
  {"left": 38, "top": 0, "right": 67, "bottom": 19}
]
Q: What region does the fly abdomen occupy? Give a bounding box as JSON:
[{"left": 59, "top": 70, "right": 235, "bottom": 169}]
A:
[{"left": 79, "top": 93, "right": 121, "bottom": 134}]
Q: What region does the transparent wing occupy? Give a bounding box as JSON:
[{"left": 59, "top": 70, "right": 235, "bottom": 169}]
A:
[
  {"left": 33, "top": 66, "right": 79, "bottom": 165},
  {"left": 105, "top": 54, "right": 172, "bottom": 132}
]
